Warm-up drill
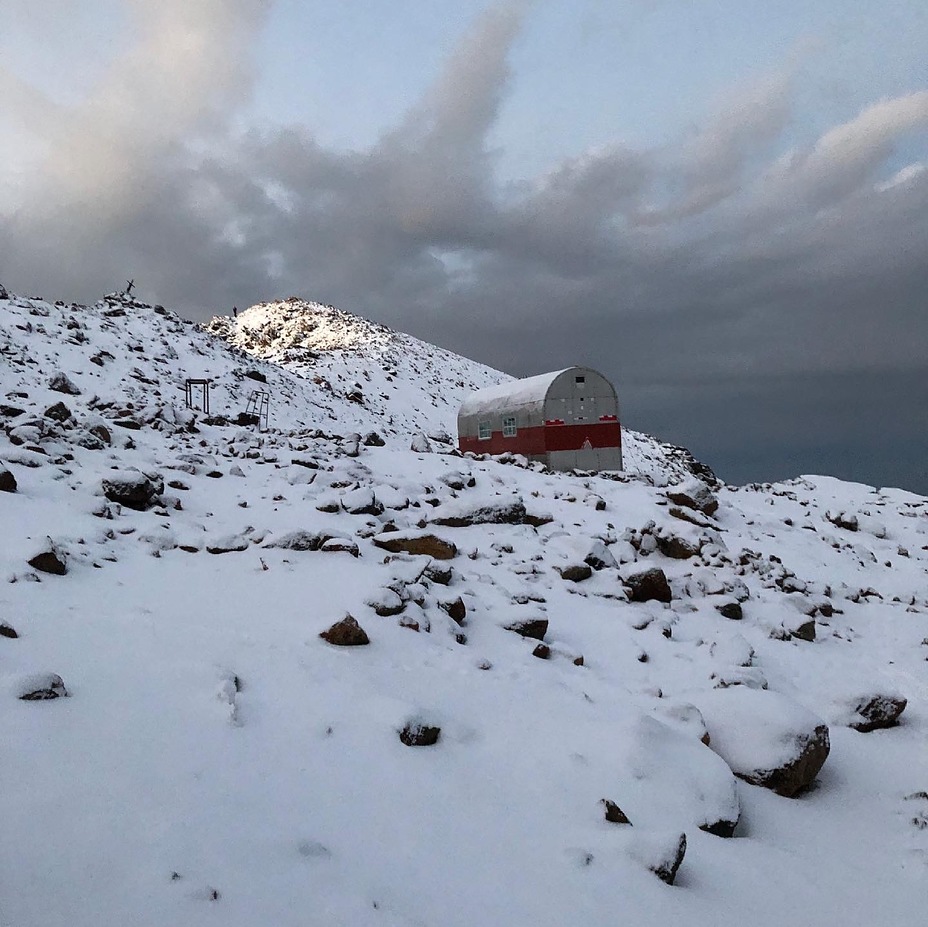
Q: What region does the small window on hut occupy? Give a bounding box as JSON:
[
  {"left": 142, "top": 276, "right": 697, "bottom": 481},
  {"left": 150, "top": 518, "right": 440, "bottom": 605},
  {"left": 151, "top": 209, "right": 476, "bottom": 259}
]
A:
[
  {"left": 478, "top": 421, "right": 491, "bottom": 440},
  {"left": 502, "top": 416, "right": 517, "bottom": 437},
  {"left": 575, "top": 375, "right": 585, "bottom": 384}
]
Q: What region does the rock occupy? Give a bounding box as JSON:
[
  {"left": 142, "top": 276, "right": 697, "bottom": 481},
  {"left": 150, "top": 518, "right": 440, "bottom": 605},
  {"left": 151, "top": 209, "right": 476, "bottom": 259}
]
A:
[
  {"left": 48, "top": 372, "right": 80, "bottom": 394},
  {"left": 656, "top": 534, "right": 700, "bottom": 560},
  {"left": 0, "top": 404, "right": 26, "bottom": 418},
  {"left": 321, "top": 537, "right": 360, "bottom": 558},
  {"left": 789, "top": 618, "right": 816, "bottom": 642},
  {"left": 826, "top": 511, "right": 858, "bottom": 532},
  {"left": 845, "top": 694, "right": 907, "bottom": 732},
  {"left": 264, "top": 530, "right": 328, "bottom": 551},
  {"left": 630, "top": 831, "right": 686, "bottom": 885},
  {"left": 44, "top": 401, "right": 72, "bottom": 422},
  {"left": 697, "top": 688, "right": 830, "bottom": 797},
  {"left": 440, "top": 597, "right": 467, "bottom": 625},
  {"left": 372, "top": 531, "right": 457, "bottom": 560},
  {"left": 424, "top": 563, "right": 453, "bottom": 585},
  {"left": 88, "top": 424, "right": 111, "bottom": 445},
  {"left": 624, "top": 568, "right": 672, "bottom": 603},
  {"left": 368, "top": 589, "right": 406, "bottom": 617},
  {"left": 556, "top": 563, "right": 593, "bottom": 583},
  {"left": 399, "top": 720, "right": 441, "bottom": 746},
  {"left": 601, "top": 799, "right": 631, "bottom": 824},
  {"left": 715, "top": 600, "right": 743, "bottom": 620},
  {"left": 532, "top": 643, "right": 551, "bottom": 659},
  {"left": 113, "top": 418, "right": 142, "bottom": 430},
  {"left": 363, "top": 431, "right": 386, "bottom": 447},
  {"left": 341, "top": 487, "right": 383, "bottom": 516},
  {"left": 432, "top": 496, "right": 528, "bottom": 527},
  {"left": 101, "top": 470, "right": 164, "bottom": 510},
  {"left": 410, "top": 432, "right": 433, "bottom": 453},
  {"left": 244, "top": 369, "right": 267, "bottom": 383},
  {"left": 584, "top": 541, "right": 618, "bottom": 571},
  {"left": 0, "top": 463, "right": 17, "bottom": 493},
  {"left": 28, "top": 547, "right": 68, "bottom": 576},
  {"left": 505, "top": 618, "right": 548, "bottom": 641},
  {"left": 0, "top": 621, "right": 19, "bottom": 639},
  {"left": 320, "top": 615, "right": 370, "bottom": 646},
  {"left": 206, "top": 534, "right": 251, "bottom": 555},
  {"left": 667, "top": 481, "right": 719, "bottom": 516},
  {"left": 16, "top": 672, "right": 69, "bottom": 700}
]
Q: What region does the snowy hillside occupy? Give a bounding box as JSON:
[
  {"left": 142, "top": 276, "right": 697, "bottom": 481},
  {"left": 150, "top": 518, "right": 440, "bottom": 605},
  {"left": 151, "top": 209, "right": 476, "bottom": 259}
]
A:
[
  {"left": 1, "top": 286, "right": 927, "bottom": 927},
  {"left": 203, "top": 296, "right": 707, "bottom": 484}
]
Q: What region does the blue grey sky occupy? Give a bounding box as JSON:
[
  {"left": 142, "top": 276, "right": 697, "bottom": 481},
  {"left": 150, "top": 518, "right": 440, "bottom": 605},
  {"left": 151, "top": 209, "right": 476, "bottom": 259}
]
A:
[{"left": 2, "top": 1, "right": 927, "bottom": 492}]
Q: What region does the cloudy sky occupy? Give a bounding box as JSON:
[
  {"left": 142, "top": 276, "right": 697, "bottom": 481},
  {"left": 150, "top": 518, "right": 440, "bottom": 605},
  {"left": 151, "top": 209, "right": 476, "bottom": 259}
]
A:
[{"left": 2, "top": 1, "right": 927, "bottom": 493}]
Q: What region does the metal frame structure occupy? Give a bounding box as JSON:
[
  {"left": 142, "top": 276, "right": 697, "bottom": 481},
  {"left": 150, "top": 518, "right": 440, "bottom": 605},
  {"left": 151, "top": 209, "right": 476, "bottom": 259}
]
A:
[
  {"left": 244, "top": 390, "right": 270, "bottom": 430},
  {"left": 184, "top": 378, "right": 211, "bottom": 414}
]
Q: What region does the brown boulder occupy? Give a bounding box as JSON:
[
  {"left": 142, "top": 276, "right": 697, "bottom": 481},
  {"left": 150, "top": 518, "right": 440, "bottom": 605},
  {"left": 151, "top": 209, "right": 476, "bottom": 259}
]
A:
[
  {"left": 373, "top": 532, "right": 457, "bottom": 560},
  {"left": 624, "top": 568, "right": 672, "bottom": 603},
  {"left": 320, "top": 615, "right": 370, "bottom": 646}
]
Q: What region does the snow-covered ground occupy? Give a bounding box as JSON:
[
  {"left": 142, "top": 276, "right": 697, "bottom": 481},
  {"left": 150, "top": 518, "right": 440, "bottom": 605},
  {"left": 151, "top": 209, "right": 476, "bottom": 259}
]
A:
[{"left": 1, "top": 288, "right": 926, "bottom": 926}]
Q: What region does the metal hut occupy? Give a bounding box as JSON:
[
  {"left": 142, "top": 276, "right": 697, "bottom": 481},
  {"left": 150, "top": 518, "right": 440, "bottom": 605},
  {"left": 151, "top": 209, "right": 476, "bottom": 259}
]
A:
[{"left": 457, "top": 366, "right": 622, "bottom": 472}]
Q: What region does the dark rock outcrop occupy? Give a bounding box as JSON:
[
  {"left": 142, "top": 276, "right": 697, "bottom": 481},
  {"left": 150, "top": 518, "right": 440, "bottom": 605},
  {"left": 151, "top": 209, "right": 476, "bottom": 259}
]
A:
[
  {"left": 0, "top": 463, "right": 17, "bottom": 493},
  {"left": 101, "top": 470, "right": 164, "bottom": 510},
  {"left": 846, "top": 694, "right": 907, "bottom": 732},
  {"left": 505, "top": 618, "right": 548, "bottom": 641}
]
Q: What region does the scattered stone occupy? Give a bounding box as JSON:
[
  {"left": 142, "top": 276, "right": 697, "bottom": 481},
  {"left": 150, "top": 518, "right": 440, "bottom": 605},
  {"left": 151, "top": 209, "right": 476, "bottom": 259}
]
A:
[
  {"left": 715, "top": 600, "right": 743, "bottom": 620},
  {"left": 320, "top": 615, "right": 370, "bottom": 646},
  {"left": 624, "top": 568, "right": 672, "bottom": 603},
  {"left": 424, "top": 563, "right": 453, "bottom": 585},
  {"left": 373, "top": 531, "right": 457, "bottom": 560},
  {"left": 321, "top": 537, "right": 360, "bottom": 558},
  {"left": 244, "top": 369, "right": 267, "bottom": 383},
  {"left": 505, "top": 618, "right": 548, "bottom": 641},
  {"left": 113, "top": 418, "right": 142, "bottom": 430},
  {"left": 368, "top": 590, "right": 406, "bottom": 617},
  {"left": 399, "top": 720, "right": 441, "bottom": 746},
  {"left": 630, "top": 831, "right": 686, "bottom": 885},
  {"left": 556, "top": 563, "right": 593, "bottom": 583},
  {"left": 16, "top": 672, "right": 69, "bottom": 700},
  {"left": 656, "top": 534, "right": 700, "bottom": 560},
  {"left": 206, "top": 534, "right": 251, "bottom": 555},
  {"left": 601, "top": 799, "right": 631, "bottom": 825},
  {"left": 826, "top": 511, "right": 859, "bottom": 532},
  {"left": 88, "top": 423, "right": 111, "bottom": 445},
  {"left": 0, "top": 463, "right": 17, "bottom": 493},
  {"left": 101, "top": 470, "right": 164, "bottom": 510},
  {"left": 440, "top": 597, "right": 467, "bottom": 625},
  {"left": 363, "top": 431, "right": 386, "bottom": 447},
  {"left": 584, "top": 541, "right": 618, "bottom": 571},
  {"left": 667, "top": 481, "right": 719, "bottom": 516},
  {"left": 845, "top": 694, "right": 907, "bottom": 732},
  {"left": 532, "top": 643, "right": 551, "bottom": 659},
  {"left": 44, "top": 401, "right": 71, "bottom": 422},
  {"left": 697, "top": 688, "right": 830, "bottom": 797},
  {"left": 0, "top": 621, "right": 19, "bottom": 639},
  {"left": 28, "top": 547, "right": 68, "bottom": 576},
  {"left": 410, "top": 432, "right": 433, "bottom": 453},
  {"left": 341, "top": 487, "right": 383, "bottom": 516},
  {"left": 0, "top": 404, "right": 25, "bottom": 418},
  {"left": 432, "top": 497, "right": 530, "bottom": 527},
  {"left": 48, "top": 372, "right": 80, "bottom": 395},
  {"left": 264, "top": 530, "right": 328, "bottom": 552}
]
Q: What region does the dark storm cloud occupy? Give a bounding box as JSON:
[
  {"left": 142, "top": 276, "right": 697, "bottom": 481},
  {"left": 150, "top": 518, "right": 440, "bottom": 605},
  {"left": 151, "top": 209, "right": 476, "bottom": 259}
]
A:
[{"left": 2, "top": 1, "right": 927, "bottom": 492}]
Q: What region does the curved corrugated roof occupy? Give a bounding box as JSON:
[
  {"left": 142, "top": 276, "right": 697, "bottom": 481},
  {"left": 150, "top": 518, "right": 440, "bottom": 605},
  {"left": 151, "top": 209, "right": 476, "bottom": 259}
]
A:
[{"left": 458, "top": 368, "right": 575, "bottom": 418}]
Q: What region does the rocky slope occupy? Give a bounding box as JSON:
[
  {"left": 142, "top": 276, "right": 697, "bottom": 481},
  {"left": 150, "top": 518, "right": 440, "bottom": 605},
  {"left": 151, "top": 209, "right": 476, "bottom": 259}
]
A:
[{"left": 0, "top": 286, "right": 926, "bottom": 927}]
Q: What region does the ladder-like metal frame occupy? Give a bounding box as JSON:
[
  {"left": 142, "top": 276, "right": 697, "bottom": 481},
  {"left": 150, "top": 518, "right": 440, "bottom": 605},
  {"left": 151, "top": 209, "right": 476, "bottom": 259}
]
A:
[
  {"left": 184, "top": 378, "right": 210, "bottom": 414},
  {"left": 244, "top": 390, "right": 270, "bottom": 430}
]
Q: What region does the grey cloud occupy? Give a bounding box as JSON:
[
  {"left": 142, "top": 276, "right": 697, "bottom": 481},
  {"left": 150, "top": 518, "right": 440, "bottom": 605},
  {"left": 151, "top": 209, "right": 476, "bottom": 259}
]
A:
[{"left": 1, "top": 1, "right": 926, "bottom": 493}]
